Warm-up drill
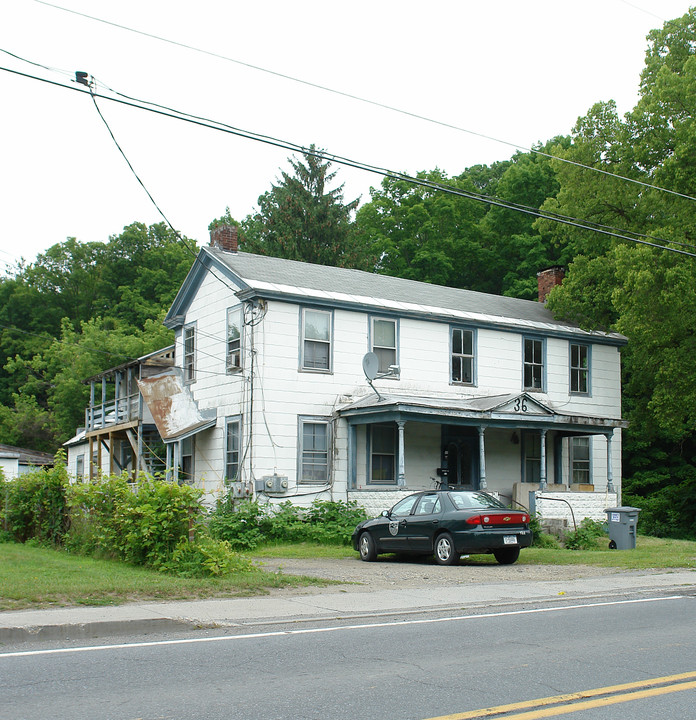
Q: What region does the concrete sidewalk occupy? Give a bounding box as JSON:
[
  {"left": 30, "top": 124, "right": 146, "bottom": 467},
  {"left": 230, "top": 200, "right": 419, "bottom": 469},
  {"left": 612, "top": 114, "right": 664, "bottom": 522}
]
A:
[{"left": 2, "top": 569, "right": 694, "bottom": 643}]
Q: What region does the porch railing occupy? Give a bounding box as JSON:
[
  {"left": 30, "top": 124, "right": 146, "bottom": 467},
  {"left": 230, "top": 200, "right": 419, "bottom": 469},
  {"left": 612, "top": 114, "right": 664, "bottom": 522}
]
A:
[{"left": 85, "top": 393, "right": 139, "bottom": 431}]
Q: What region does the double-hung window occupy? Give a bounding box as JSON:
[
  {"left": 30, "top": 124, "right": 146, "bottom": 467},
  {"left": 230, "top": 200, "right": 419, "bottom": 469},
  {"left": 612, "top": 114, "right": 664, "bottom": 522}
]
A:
[
  {"left": 299, "top": 417, "right": 330, "bottom": 483},
  {"left": 523, "top": 433, "right": 541, "bottom": 483},
  {"left": 371, "top": 317, "right": 397, "bottom": 374},
  {"left": 451, "top": 327, "right": 475, "bottom": 385},
  {"left": 226, "top": 307, "right": 242, "bottom": 373},
  {"left": 571, "top": 436, "right": 591, "bottom": 484},
  {"left": 523, "top": 337, "right": 544, "bottom": 391},
  {"left": 370, "top": 423, "right": 396, "bottom": 484},
  {"left": 225, "top": 416, "right": 241, "bottom": 483},
  {"left": 184, "top": 325, "right": 196, "bottom": 383},
  {"left": 301, "top": 308, "right": 332, "bottom": 371},
  {"left": 570, "top": 343, "right": 590, "bottom": 394}
]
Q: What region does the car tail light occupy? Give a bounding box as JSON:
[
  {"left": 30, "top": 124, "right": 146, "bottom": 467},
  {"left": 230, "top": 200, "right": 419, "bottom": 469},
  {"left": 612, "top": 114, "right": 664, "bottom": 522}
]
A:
[{"left": 466, "top": 513, "right": 529, "bottom": 526}]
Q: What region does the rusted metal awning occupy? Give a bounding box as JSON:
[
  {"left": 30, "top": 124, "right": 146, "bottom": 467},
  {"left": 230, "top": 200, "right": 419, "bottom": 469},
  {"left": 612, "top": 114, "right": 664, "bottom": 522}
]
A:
[{"left": 137, "top": 368, "right": 217, "bottom": 443}]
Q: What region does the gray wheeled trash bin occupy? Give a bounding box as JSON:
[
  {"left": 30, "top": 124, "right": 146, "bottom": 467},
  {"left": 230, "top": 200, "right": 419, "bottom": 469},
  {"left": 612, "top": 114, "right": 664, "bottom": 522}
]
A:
[{"left": 605, "top": 506, "right": 640, "bottom": 549}]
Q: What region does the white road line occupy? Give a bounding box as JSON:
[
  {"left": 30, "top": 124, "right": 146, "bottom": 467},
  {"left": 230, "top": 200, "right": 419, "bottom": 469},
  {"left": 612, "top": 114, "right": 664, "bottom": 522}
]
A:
[{"left": 0, "top": 595, "right": 688, "bottom": 659}]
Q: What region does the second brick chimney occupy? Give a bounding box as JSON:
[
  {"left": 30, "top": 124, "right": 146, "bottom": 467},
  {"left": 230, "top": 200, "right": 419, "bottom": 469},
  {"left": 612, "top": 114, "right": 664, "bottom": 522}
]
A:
[
  {"left": 209, "top": 224, "right": 238, "bottom": 253},
  {"left": 537, "top": 266, "right": 565, "bottom": 303}
]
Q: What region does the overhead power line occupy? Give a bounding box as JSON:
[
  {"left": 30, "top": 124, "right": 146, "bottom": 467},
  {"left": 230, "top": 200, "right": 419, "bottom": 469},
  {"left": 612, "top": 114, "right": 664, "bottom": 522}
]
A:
[
  {"left": 29, "top": 0, "right": 696, "bottom": 206},
  {"left": 1, "top": 62, "right": 695, "bottom": 259}
]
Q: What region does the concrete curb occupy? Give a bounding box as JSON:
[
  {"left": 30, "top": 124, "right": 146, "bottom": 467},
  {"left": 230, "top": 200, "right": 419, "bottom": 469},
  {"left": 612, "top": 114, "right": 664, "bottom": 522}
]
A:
[{"left": 2, "top": 570, "right": 694, "bottom": 644}]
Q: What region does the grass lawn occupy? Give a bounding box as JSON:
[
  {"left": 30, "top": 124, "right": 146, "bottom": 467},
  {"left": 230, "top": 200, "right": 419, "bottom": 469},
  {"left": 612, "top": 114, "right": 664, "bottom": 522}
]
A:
[
  {"left": 0, "top": 543, "right": 337, "bottom": 612},
  {"left": 2, "top": 535, "right": 694, "bottom": 611}
]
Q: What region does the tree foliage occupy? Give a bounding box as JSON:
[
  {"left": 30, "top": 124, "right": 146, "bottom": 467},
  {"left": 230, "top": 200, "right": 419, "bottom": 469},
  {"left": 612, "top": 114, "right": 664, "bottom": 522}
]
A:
[
  {"left": 240, "top": 145, "right": 375, "bottom": 270},
  {"left": 0, "top": 223, "right": 195, "bottom": 449},
  {"left": 545, "top": 8, "right": 696, "bottom": 538}
]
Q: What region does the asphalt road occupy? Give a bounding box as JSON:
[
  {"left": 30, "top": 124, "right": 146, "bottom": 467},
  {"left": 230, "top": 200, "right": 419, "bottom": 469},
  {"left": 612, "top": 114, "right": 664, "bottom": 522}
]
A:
[{"left": 2, "top": 593, "right": 695, "bottom": 720}]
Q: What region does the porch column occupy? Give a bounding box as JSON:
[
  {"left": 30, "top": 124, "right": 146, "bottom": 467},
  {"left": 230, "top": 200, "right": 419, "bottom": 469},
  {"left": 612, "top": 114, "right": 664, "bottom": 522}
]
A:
[
  {"left": 478, "top": 426, "right": 487, "bottom": 490},
  {"left": 165, "top": 443, "right": 173, "bottom": 482},
  {"left": 605, "top": 430, "right": 615, "bottom": 493},
  {"left": 539, "top": 429, "right": 547, "bottom": 490},
  {"left": 347, "top": 424, "right": 357, "bottom": 490},
  {"left": 397, "top": 421, "right": 406, "bottom": 486}
]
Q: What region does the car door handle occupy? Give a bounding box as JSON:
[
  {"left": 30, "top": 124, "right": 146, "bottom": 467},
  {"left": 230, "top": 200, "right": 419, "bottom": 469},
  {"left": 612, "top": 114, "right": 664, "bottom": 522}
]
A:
[{"left": 432, "top": 520, "right": 439, "bottom": 525}]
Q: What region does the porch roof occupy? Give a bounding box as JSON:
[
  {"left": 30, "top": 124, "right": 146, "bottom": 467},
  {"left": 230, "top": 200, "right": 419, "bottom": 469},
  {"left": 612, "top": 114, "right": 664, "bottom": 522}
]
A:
[
  {"left": 137, "top": 368, "right": 217, "bottom": 443},
  {"left": 337, "top": 391, "right": 627, "bottom": 434}
]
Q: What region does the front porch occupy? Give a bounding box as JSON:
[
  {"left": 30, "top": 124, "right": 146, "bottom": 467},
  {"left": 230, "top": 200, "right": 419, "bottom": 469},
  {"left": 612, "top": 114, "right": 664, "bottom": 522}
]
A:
[{"left": 339, "top": 391, "right": 626, "bottom": 520}]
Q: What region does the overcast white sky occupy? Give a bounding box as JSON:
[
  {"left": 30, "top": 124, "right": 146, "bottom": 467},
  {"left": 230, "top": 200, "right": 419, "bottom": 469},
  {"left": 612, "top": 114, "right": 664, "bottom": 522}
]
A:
[{"left": 0, "top": 0, "right": 693, "bottom": 269}]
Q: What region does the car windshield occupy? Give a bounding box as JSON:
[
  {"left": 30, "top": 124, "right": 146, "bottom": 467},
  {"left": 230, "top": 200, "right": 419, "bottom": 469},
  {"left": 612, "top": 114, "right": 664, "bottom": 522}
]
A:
[{"left": 448, "top": 491, "right": 507, "bottom": 510}]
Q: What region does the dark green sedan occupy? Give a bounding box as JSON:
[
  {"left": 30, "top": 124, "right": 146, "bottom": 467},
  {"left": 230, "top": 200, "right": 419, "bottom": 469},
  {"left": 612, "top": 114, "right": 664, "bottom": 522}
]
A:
[{"left": 352, "top": 490, "right": 532, "bottom": 565}]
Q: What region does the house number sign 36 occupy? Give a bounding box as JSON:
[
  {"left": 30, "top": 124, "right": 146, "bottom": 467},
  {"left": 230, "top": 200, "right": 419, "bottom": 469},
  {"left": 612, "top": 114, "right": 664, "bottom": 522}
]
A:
[{"left": 514, "top": 398, "right": 529, "bottom": 412}]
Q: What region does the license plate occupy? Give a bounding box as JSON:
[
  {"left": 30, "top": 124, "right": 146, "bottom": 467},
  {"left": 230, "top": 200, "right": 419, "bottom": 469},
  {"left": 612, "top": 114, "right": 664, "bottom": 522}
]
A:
[{"left": 503, "top": 535, "right": 517, "bottom": 545}]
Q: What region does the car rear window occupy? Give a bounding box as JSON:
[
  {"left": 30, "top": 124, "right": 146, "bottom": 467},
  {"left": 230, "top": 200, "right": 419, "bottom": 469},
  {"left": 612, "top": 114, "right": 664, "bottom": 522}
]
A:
[{"left": 449, "top": 491, "right": 507, "bottom": 510}]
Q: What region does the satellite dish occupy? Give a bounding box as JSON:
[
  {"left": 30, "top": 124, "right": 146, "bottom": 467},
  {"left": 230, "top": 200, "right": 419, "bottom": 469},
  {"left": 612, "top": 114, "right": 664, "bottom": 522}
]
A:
[{"left": 362, "top": 352, "right": 379, "bottom": 380}]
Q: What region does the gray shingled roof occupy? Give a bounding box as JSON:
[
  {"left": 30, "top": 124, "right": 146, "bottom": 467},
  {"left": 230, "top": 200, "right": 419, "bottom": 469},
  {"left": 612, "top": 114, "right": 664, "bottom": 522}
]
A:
[{"left": 209, "top": 248, "right": 561, "bottom": 325}]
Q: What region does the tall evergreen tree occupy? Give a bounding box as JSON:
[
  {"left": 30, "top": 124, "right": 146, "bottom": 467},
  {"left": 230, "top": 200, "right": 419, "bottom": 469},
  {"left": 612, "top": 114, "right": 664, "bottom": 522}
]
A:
[{"left": 240, "top": 146, "right": 374, "bottom": 269}]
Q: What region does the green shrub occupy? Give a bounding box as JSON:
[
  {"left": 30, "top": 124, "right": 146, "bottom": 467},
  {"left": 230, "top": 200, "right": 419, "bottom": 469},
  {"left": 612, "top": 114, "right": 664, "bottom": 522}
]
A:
[
  {"left": 303, "top": 500, "right": 368, "bottom": 545},
  {"left": 529, "top": 514, "right": 561, "bottom": 549},
  {"left": 161, "top": 535, "right": 254, "bottom": 577},
  {"left": 66, "top": 475, "right": 203, "bottom": 569},
  {"left": 65, "top": 474, "right": 135, "bottom": 557},
  {"left": 209, "top": 496, "right": 369, "bottom": 548},
  {"left": 121, "top": 479, "right": 203, "bottom": 568},
  {"left": 564, "top": 518, "right": 607, "bottom": 550},
  {"left": 209, "top": 499, "right": 266, "bottom": 550},
  {"left": 261, "top": 501, "right": 307, "bottom": 542},
  {"left": 1, "top": 462, "right": 69, "bottom": 545}
]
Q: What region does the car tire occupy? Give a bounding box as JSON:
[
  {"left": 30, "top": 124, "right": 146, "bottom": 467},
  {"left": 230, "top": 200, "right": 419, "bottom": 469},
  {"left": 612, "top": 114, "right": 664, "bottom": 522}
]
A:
[
  {"left": 493, "top": 547, "right": 520, "bottom": 565},
  {"left": 434, "top": 532, "right": 458, "bottom": 566},
  {"left": 358, "top": 532, "right": 377, "bottom": 562}
]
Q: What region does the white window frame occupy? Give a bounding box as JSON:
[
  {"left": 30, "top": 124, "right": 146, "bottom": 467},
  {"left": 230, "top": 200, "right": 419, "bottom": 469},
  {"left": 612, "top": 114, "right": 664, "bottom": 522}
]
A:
[
  {"left": 450, "top": 326, "right": 475, "bottom": 385},
  {"left": 298, "top": 416, "right": 331, "bottom": 484},
  {"left": 225, "top": 416, "right": 242, "bottom": 483},
  {"left": 184, "top": 323, "right": 196, "bottom": 383},
  {"left": 523, "top": 336, "right": 545, "bottom": 391},
  {"left": 300, "top": 308, "right": 332, "bottom": 372},
  {"left": 226, "top": 306, "right": 243, "bottom": 373},
  {"left": 370, "top": 316, "right": 398, "bottom": 375},
  {"left": 570, "top": 342, "right": 591, "bottom": 395}
]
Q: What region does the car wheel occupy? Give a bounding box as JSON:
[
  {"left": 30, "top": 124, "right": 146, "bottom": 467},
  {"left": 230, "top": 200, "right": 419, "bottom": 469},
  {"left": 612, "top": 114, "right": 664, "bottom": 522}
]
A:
[
  {"left": 434, "top": 532, "right": 458, "bottom": 566},
  {"left": 493, "top": 547, "right": 520, "bottom": 565},
  {"left": 358, "top": 532, "right": 377, "bottom": 562}
]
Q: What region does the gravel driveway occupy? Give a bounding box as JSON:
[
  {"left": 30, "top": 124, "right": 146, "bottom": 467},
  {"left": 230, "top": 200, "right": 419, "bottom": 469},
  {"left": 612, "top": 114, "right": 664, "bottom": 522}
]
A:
[{"left": 256, "top": 555, "right": 626, "bottom": 592}]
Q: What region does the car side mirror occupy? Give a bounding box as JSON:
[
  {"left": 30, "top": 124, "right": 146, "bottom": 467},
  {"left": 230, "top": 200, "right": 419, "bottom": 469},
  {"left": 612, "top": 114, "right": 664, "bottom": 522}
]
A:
[{"left": 381, "top": 510, "right": 390, "bottom": 518}]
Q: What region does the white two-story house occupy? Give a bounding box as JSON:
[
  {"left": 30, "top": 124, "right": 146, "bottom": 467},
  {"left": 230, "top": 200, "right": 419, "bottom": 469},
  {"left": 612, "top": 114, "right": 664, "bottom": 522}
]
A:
[{"left": 142, "top": 224, "right": 626, "bottom": 521}]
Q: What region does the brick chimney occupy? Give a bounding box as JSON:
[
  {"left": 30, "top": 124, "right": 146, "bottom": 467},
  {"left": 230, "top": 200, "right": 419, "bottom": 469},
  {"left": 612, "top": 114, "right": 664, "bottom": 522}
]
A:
[
  {"left": 537, "top": 266, "right": 565, "bottom": 303},
  {"left": 210, "top": 224, "right": 238, "bottom": 253}
]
